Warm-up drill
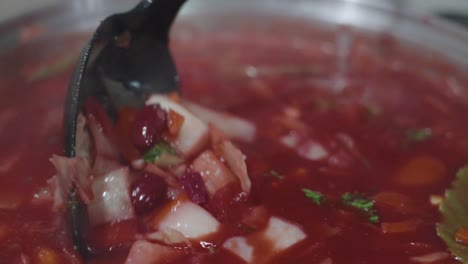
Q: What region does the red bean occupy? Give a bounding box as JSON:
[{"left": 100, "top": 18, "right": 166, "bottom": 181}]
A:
[
  {"left": 131, "top": 104, "right": 167, "bottom": 152},
  {"left": 180, "top": 172, "right": 208, "bottom": 205},
  {"left": 130, "top": 173, "right": 167, "bottom": 215}
]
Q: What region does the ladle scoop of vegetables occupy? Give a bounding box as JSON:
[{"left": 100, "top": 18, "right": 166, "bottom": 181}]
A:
[{"left": 62, "top": 0, "right": 186, "bottom": 258}]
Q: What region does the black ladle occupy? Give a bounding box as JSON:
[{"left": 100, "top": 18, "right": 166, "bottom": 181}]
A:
[{"left": 63, "top": 0, "right": 186, "bottom": 259}]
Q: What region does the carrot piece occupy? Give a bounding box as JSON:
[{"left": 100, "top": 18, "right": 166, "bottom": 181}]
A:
[
  {"left": 35, "top": 247, "right": 60, "bottom": 264},
  {"left": 167, "top": 109, "right": 185, "bottom": 137},
  {"left": 373, "top": 191, "right": 418, "bottom": 214},
  {"left": 455, "top": 227, "right": 468, "bottom": 245},
  {"left": 381, "top": 219, "right": 421, "bottom": 234},
  {"left": 394, "top": 155, "right": 446, "bottom": 186},
  {"left": 115, "top": 107, "right": 141, "bottom": 162},
  {"left": 167, "top": 92, "right": 181, "bottom": 102}
]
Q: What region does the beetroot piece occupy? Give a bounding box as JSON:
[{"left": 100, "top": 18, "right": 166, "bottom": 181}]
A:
[
  {"left": 131, "top": 104, "right": 168, "bottom": 152},
  {"left": 180, "top": 172, "right": 209, "bottom": 205},
  {"left": 130, "top": 173, "right": 168, "bottom": 215}
]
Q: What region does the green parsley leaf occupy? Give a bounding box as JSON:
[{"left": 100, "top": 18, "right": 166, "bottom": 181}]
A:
[
  {"left": 237, "top": 223, "right": 256, "bottom": 233},
  {"left": 437, "top": 166, "right": 468, "bottom": 263},
  {"left": 405, "top": 128, "right": 432, "bottom": 142},
  {"left": 342, "top": 192, "right": 379, "bottom": 223},
  {"left": 368, "top": 215, "right": 380, "bottom": 223},
  {"left": 142, "top": 142, "right": 180, "bottom": 165},
  {"left": 302, "top": 188, "right": 324, "bottom": 205},
  {"left": 263, "top": 170, "right": 284, "bottom": 180}
]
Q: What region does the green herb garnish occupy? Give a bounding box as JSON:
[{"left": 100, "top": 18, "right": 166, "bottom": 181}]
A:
[
  {"left": 368, "top": 215, "right": 380, "bottom": 223},
  {"left": 302, "top": 188, "right": 324, "bottom": 205},
  {"left": 142, "top": 142, "right": 182, "bottom": 167},
  {"left": 342, "top": 192, "right": 379, "bottom": 223},
  {"left": 437, "top": 166, "right": 468, "bottom": 263},
  {"left": 263, "top": 170, "right": 284, "bottom": 180},
  {"left": 405, "top": 128, "right": 432, "bottom": 142},
  {"left": 237, "top": 223, "right": 257, "bottom": 234}
]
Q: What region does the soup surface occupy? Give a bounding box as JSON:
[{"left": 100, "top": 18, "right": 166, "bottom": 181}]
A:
[{"left": 1, "top": 20, "right": 468, "bottom": 264}]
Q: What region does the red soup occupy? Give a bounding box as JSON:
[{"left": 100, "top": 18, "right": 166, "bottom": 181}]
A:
[{"left": 1, "top": 13, "right": 468, "bottom": 264}]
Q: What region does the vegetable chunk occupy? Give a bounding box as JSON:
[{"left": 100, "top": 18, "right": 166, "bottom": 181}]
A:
[{"left": 146, "top": 95, "right": 209, "bottom": 157}]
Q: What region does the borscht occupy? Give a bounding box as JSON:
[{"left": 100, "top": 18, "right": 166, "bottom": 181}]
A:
[{"left": 2, "top": 5, "right": 468, "bottom": 264}]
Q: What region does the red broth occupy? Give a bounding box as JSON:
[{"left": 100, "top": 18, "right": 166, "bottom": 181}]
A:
[{"left": 1, "top": 24, "right": 468, "bottom": 264}]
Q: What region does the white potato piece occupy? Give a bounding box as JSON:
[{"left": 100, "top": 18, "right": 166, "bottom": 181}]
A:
[
  {"left": 87, "top": 167, "right": 135, "bottom": 226},
  {"left": 146, "top": 95, "right": 209, "bottom": 157},
  {"left": 125, "top": 240, "right": 181, "bottom": 264},
  {"left": 223, "top": 236, "right": 254, "bottom": 263},
  {"left": 152, "top": 200, "right": 220, "bottom": 244},
  {"left": 183, "top": 101, "right": 256, "bottom": 142},
  {"left": 223, "top": 216, "right": 306, "bottom": 263},
  {"left": 264, "top": 216, "right": 307, "bottom": 252},
  {"left": 191, "top": 150, "right": 236, "bottom": 197}
]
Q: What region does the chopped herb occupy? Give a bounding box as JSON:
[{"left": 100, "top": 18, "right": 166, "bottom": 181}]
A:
[
  {"left": 302, "top": 188, "right": 324, "bottom": 205},
  {"left": 405, "top": 128, "right": 432, "bottom": 142},
  {"left": 342, "top": 192, "right": 379, "bottom": 223},
  {"left": 237, "top": 223, "right": 256, "bottom": 233},
  {"left": 263, "top": 170, "right": 284, "bottom": 180},
  {"left": 368, "top": 215, "right": 380, "bottom": 223},
  {"left": 142, "top": 142, "right": 181, "bottom": 167},
  {"left": 342, "top": 192, "right": 373, "bottom": 211}
]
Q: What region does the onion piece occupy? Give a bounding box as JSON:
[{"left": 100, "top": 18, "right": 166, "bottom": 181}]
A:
[
  {"left": 410, "top": 252, "right": 449, "bottom": 263},
  {"left": 85, "top": 99, "right": 120, "bottom": 161},
  {"left": 125, "top": 240, "right": 182, "bottom": 264},
  {"left": 87, "top": 167, "right": 134, "bottom": 226},
  {"left": 223, "top": 237, "right": 254, "bottom": 263},
  {"left": 150, "top": 199, "right": 220, "bottom": 244},
  {"left": 191, "top": 150, "right": 237, "bottom": 198},
  {"left": 210, "top": 126, "right": 251, "bottom": 194},
  {"left": 223, "top": 216, "right": 306, "bottom": 263},
  {"left": 49, "top": 155, "right": 93, "bottom": 208},
  {"left": 280, "top": 132, "right": 329, "bottom": 161},
  {"left": 183, "top": 100, "right": 256, "bottom": 143},
  {"left": 146, "top": 95, "right": 209, "bottom": 157},
  {"left": 142, "top": 163, "right": 178, "bottom": 187},
  {"left": 75, "top": 113, "right": 91, "bottom": 162},
  {"left": 264, "top": 216, "right": 307, "bottom": 252}
]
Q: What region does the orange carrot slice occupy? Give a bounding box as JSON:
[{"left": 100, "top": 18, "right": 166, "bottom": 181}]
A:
[{"left": 394, "top": 155, "right": 446, "bottom": 187}]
